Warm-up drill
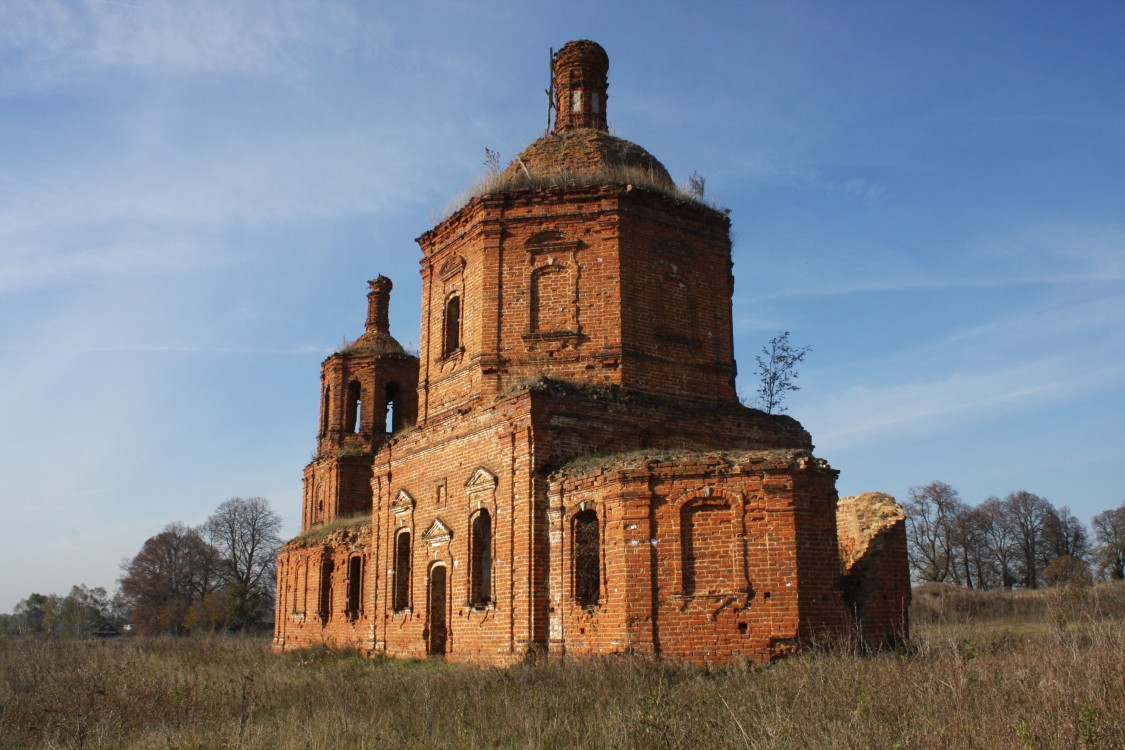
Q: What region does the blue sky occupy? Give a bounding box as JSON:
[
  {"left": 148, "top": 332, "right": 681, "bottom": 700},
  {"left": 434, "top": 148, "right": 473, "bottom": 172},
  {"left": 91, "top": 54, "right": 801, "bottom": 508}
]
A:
[{"left": 2, "top": 1, "right": 1123, "bottom": 610}]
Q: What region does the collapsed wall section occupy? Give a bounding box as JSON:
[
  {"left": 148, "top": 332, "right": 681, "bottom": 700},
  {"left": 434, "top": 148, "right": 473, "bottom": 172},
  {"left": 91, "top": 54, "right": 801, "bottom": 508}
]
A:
[{"left": 837, "top": 492, "right": 911, "bottom": 647}]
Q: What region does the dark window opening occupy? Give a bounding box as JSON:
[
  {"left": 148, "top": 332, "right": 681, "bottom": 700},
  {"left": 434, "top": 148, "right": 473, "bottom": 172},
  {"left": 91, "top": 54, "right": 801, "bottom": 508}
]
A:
[
  {"left": 344, "top": 380, "right": 362, "bottom": 434},
  {"left": 346, "top": 556, "right": 362, "bottom": 618},
  {"left": 385, "top": 382, "right": 400, "bottom": 433},
  {"left": 442, "top": 296, "right": 461, "bottom": 356},
  {"left": 428, "top": 564, "right": 448, "bottom": 656},
  {"left": 393, "top": 531, "right": 411, "bottom": 611},
  {"left": 319, "top": 558, "right": 334, "bottom": 619},
  {"left": 574, "top": 509, "right": 600, "bottom": 606},
  {"left": 320, "top": 386, "right": 330, "bottom": 435},
  {"left": 470, "top": 510, "right": 492, "bottom": 606}
]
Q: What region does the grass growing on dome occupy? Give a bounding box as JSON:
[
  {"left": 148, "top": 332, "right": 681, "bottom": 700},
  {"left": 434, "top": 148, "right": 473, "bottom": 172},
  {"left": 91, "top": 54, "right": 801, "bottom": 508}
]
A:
[{"left": 437, "top": 161, "right": 724, "bottom": 221}]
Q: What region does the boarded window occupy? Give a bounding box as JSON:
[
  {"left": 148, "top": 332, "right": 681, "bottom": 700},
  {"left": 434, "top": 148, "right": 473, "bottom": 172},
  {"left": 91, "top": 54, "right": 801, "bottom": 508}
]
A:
[
  {"left": 574, "top": 509, "right": 600, "bottom": 606},
  {"left": 318, "top": 558, "right": 334, "bottom": 618},
  {"left": 346, "top": 556, "right": 362, "bottom": 617},
  {"left": 469, "top": 510, "right": 492, "bottom": 606},
  {"left": 443, "top": 296, "right": 461, "bottom": 355},
  {"left": 344, "top": 380, "right": 362, "bottom": 433},
  {"left": 393, "top": 531, "right": 411, "bottom": 611},
  {"left": 681, "top": 499, "right": 734, "bottom": 596},
  {"left": 531, "top": 265, "right": 571, "bottom": 332}
]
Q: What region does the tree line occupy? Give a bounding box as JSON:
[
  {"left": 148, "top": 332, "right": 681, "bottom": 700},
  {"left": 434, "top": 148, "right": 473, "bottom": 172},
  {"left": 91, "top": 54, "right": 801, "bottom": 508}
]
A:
[
  {"left": 905, "top": 481, "right": 1125, "bottom": 589},
  {"left": 1, "top": 496, "right": 282, "bottom": 637}
]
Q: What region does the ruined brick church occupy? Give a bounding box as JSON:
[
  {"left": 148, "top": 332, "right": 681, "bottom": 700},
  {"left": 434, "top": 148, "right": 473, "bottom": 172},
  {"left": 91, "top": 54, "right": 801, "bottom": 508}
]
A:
[{"left": 274, "top": 41, "right": 910, "bottom": 666}]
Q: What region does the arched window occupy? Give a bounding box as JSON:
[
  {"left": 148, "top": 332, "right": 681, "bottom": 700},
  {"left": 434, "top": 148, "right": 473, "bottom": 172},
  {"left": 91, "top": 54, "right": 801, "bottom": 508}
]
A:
[
  {"left": 346, "top": 556, "right": 363, "bottom": 618},
  {"left": 574, "top": 509, "right": 600, "bottom": 606},
  {"left": 469, "top": 510, "right": 492, "bottom": 606},
  {"left": 344, "top": 380, "right": 362, "bottom": 433},
  {"left": 294, "top": 559, "right": 307, "bottom": 615},
  {"left": 318, "top": 558, "right": 334, "bottom": 619},
  {"left": 320, "top": 386, "right": 330, "bottom": 435},
  {"left": 393, "top": 530, "right": 412, "bottom": 612},
  {"left": 385, "top": 382, "right": 400, "bottom": 433},
  {"left": 442, "top": 295, "right": 461, "bottom": 356}
]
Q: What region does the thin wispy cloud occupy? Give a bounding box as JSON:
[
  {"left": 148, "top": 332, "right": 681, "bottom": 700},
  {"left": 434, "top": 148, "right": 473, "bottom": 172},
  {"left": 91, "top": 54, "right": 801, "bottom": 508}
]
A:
[
  {"left": 973, "top": 221, "right": 1125, "bottom": 283},
  {"left": 745, "top": 219, "right": 1125, "bottom": 302},
  {"left": 0, "top": 344, "right": 329, "bottom": 355},
  {"left": 0, "top": 0, "right": 379, "bottom": 91},
  {"left": 0, "top": 123, "right": 457, "bottom": 294},
  {"left": 0, "top": 238, "right": 227, "bottom": 293},
  {"left": 732, "top": 155, "right": 891, "bottom": 202},
  {"left": 809, "top": 347, "right": 1125, "bottom": 447}
]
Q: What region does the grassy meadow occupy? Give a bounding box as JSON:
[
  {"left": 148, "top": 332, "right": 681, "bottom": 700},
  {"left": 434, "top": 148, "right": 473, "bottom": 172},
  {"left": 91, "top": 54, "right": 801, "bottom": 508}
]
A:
[{"left": 2, "top": 582, "right": 1124, "bottom": 749}]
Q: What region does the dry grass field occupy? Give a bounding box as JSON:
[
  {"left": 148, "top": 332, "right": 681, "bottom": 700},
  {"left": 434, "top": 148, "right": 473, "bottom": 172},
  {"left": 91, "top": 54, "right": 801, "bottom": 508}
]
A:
[{"left": 2, "top": 582, "right": 1124, "bottom": 749}]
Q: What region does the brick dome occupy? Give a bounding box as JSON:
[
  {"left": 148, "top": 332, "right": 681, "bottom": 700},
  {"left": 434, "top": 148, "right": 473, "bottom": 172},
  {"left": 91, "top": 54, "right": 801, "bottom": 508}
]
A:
[
  {"left": 498, "top": 129, "right": 674, "bottom": 190},
  {"left": 494, "top": 39, "right": 674, "bottom": 192}
]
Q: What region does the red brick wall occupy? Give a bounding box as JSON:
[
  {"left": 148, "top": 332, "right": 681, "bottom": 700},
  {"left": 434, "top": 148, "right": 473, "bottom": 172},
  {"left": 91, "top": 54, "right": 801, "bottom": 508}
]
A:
[
  {"left": 415, "top": 185, "right": 739, "bottom": 429},
  {"left": 279, "top": 378, "right": 907, "bottom": 666},
  {"left": 363, "top": 395, "right": 539, "bottom": 664},
  {"left": 544, "top": 450, "right": 846, "bottom": 664},
  {"left": 617, "top": 190, "right": 737, "bottom": 403},
  {"left": 275, "top": 526, "right": 374, "bottom": 652}
]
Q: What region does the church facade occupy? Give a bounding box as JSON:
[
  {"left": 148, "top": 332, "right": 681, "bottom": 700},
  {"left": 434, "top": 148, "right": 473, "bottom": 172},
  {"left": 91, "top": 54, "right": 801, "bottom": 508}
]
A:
[{"left": 273, "top": 40, "right": 910, "bottom": 666}]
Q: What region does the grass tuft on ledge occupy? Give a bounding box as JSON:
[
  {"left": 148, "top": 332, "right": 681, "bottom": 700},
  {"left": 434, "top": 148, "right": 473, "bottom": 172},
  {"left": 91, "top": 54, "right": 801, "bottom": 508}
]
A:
[{"left": 292, "top": 514, "right": 370, "bottom": 544}]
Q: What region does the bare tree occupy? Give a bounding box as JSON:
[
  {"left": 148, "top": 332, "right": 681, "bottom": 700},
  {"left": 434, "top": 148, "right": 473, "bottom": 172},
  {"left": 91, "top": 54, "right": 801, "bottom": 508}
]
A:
[
  {"left": 1092, "top": 503, "right": 1125, "bottom": 580},
  {"left": 950, "top": 505, "right": 991, "bottom": 589},
  {"left": 976, "top": 497, "right": 1018, "bottom": 589},
  {"left": 904, "top": 481, "right": 965, "bottom": 583},
  {"left": 754, "top": 331, "right": 811, "bottom": 415},
  {"left": 1001, "top": 490, "right": 1054, "bottom": 589},
  {"left": 1042, "top": 506, "right": 1090, "bottom": 564},
  {"left": 205, "top": 497, "right": 283, "bottom": 630}
]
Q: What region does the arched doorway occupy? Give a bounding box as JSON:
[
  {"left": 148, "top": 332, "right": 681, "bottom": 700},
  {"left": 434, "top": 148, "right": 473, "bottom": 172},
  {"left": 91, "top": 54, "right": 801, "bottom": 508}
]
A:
[{"left": 427, "top": 564, "right": 448, "bottom": 656}]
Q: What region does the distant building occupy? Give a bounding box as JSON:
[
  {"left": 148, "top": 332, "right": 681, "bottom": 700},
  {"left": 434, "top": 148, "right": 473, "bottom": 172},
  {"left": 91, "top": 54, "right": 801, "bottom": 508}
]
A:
[
  {"left": 92, "top": 621, "right": 120, "bottom": 638},
  {"left": 274, "top": 40, "right": 910, "bottom": 666}
]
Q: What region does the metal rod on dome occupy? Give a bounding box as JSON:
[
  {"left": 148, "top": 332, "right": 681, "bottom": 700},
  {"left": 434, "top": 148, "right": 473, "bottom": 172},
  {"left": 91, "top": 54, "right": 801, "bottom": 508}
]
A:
[{"left": 545, "top": 47, "right": 555, "bottom": 136}]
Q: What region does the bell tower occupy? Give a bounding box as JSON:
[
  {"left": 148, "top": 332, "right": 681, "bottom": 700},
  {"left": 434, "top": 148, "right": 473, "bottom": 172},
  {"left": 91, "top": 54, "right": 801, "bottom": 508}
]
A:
[{"left": 302, "top": 276, "right": 419, "bottom": 530}]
